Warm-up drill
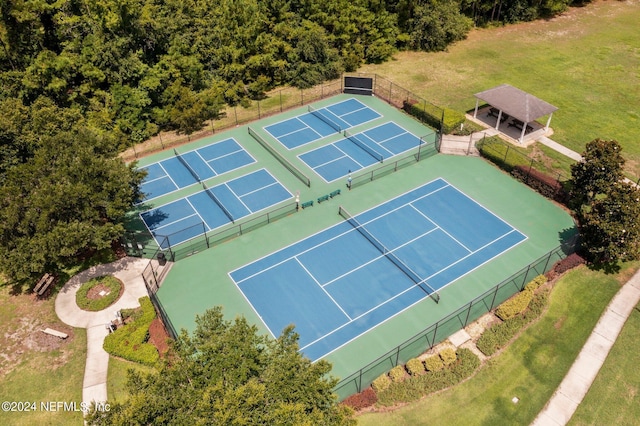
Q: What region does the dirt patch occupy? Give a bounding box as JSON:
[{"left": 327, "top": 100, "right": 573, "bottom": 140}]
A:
[
  {"left": 554, "top": 316, "right": 566, "bottom": 330},
  {"left": 0, "top": 290, "right": 76, "bottom": 377},
  {"left": 148, "top": 318, "right": 170, "bottom": 356},
  {"left": 86, "top": 283, "right": 113, "bottom": 300},
  {"left": 466, "top": 312, "right": 501, "bottom": 340}
]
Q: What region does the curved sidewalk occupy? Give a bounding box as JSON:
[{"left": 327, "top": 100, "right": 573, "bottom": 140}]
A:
[
  {"left": 532, "top": 269, "right": 640, "bottom": 425},
  {"left": 54, "top": 257, "right": 148, "bottom": 407}
]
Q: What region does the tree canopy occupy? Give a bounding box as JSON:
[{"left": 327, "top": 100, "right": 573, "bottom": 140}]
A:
[
  {"left": 569, "top": 139, "right": 640, "bottom": 267},
  {"left": 87, "top": 307, "right": 355, "bottom": 425}
]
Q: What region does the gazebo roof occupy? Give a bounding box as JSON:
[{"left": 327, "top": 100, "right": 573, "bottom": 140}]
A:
[{"left": 474, "top": 84, "right": 558, "bottom": 123}]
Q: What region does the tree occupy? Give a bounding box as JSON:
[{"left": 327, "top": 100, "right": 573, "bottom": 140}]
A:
[
  {"left": 569, "top": 139, "right": 640, "bottom": 266},
  {"left": 87, "top": 307, "right": 355, "bottom": 425},
  {"left": 0, "top": 128, "right": 144, "bottom": 283}
]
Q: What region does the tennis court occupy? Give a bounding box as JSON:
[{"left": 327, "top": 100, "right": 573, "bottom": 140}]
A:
[
  {"left": 298, "top": 122, "right": 427, "bottom": 182},
  {"left": 264, "top": 98, "right": 381, "bottom": 149},
  {"left": 138, "top": 138, "right": 255, "bottom": 201},
  {"left": 141, "top": 169, "right": 292, "bottom": 248},
  {"left": 230, "top": 178, "right": 527, "bottom": 361}
]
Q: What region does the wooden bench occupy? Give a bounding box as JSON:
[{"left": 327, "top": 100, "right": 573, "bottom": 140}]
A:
[
  {"left": 41, "top": 328, "right": 68, "bottom": 339},
  {"left": 34, "top": 273, "right": 56, "bottom": 297},
  {"left": 488, "top": 107, "right": 509, "bottom": 122},
  {"left": 329, "top": 189, "right": 341, "bottom": 198},
  {"left": 317, "top": 194, "right": 330, "bottom": 203},
  {"left": 301, "top": 200, "right": 314, "bottom": 209}
]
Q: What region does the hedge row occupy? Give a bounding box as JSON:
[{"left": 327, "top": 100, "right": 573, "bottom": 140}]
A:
[
  {"left": 477, "top": 288, "right": 549, "bottom": 356},
  {"left": 375, "top": 349, "right": 480, "bottom": 406},
  {"left": 103, "top": 296, "right": 159, "bottom": 366},
  {"left": 402, "top": 100, "right": 465, "bottom": 134},
  {"left": 495, "top": 275, "right": 547, "bottom": 320},
  {"left": 511, "top": 165, "right": 567, "bottom": 203}
]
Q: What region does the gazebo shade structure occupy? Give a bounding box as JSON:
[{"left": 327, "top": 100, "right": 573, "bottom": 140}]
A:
[{"left": 473, "top": 84, "right": 558, "bottom": 143}]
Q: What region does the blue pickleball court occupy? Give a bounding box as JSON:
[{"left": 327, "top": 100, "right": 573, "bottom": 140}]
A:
[
  {"left": 264, "top": 98, "right": 381, "bottom": 149},
  {"left": 298, "top": 122, "right": 428, "bottom": 182},
  {"left": 230, "top": 178, "right": 527, "bottom": 361},
  {"left": 140, "top": 169, "right": 292, "bottom": 248},
  {"left": 138, "top": 138, "right": 256, "bottom": 201}
]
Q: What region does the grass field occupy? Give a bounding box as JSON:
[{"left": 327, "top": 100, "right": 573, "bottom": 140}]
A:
[
  {"left": 568, "top": 300, "right": 640, "bottom": 425},
  {"left": 0, "top": 285, "right": 86, "bottom": 425},
  {"left": 357, "top": 263, "right": 638, "bottom": 425},
  {"left": 360, "top": 1, "right": 640, "bottom": 179}
]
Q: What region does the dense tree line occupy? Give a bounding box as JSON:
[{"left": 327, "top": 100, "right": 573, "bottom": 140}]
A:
[{"left": 0, "top": 0, "right": 588, "bottom": 283}]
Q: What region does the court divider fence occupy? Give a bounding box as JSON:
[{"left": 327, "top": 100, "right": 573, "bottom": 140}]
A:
[
  {"left": 140, "top": 201, "right": 299, "bottom": 339},
  {"left": 333, "top": 236, "right": 577, "bottom": 400},
  {"left": 350, "top": 134, "right": 438, "bottom": 189}
]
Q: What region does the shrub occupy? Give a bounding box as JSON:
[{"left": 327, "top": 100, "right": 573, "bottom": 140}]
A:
[
  {"left": 341, "top": 387, "right": 377, "bottom": 411},
  {"left": 403, "top": 100, "right": 465, "bottom": 134},
  {"left": 424, "top": 355, "right": 444, "bottom": 372},
  {"left": 405, "top": 358, "right": 426, "bottom": 376},
  {"left": 553, "top": 253, "right": 586, "bottom": 275},
  {"left": 495, "top": 290, "right": 533, "bottom": 321},
  {"left": 376, "top": 348, "right": 480, "bottom": 406},
  {"left": 103, "top": 296, "right": 159, "bottom": 366},
  {"left": 371, "top": 374, "right": 391, "bottom": 393},
  {"left": 439, "top": 348, "right": 457, "bottom": 366},
  {"left": 389, "top": 365, "right": 406, "bottom": 383},
  {"left": 525, "top": 275, "right": 547, "bottom": 292},
  {"left": 511, "top": 165, "right": 567, "bottom": 203}
]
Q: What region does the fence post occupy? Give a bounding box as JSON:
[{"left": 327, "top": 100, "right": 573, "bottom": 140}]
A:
[
  {"left": 521, "top": 265, "right": 531, "bottom": 290},
  {"left": 490, "top": 283, "right": 500, "bottom": 311},
  {"left": 542, "top": 249, "right": 554, "bottom": 274},
  {"left": 463, "top": 301, "right": 473, "bottom": 327},
  {"left": 257, "top": 100, "right": 261, "bottom": 119},
  {"left": 503, "top": 145, "right": 510, "bottom": 164}
]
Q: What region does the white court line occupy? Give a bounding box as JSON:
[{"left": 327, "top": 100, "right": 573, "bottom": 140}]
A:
[
  {"left": 151, "top": 212, "right": 200, "bottom": 233},
  {"left": 158, "top": 162, "right": 180, "bottom": 189},
  {"left": 185, "top": 198, "right": 211, "bottom": 231},
  {"left": 195, "top": 150, "right": 217, "bottom": 176},
  {"left": 409, "top": 204, "right": 472, "bottom": 253},
  {"left": 295, "top": 257, "right": 352, "bottom": 321}
]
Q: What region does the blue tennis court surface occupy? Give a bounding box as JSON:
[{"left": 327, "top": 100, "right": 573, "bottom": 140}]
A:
[
  {"left": 230, "top": 178, "right": 527, "bottom": 361},
  {"left": 141, "top": 169, "right": 292, "bottom": 248},
  {"left": 264, "top": 98, "right": 381, "bottom": 149},
  {"left": 138, "top": 138, "right": 255, "bottom": 201},
  {"left": 299, "top": 122, "right": 424, "bottom": 182}
]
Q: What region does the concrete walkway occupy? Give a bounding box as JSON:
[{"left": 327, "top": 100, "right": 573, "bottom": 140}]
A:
[
  {"left": 532, "top": 270, "right": 640, "bottom": 425},
  {"left": 54, "top": 257, "right": 148, "bottom": 408}
]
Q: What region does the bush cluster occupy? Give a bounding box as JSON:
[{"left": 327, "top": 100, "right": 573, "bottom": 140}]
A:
[
  {"left": 439, "top": 348, "right": 457, "bottom": 366},
  {"left": 103, "top": 296, "right": 159, "bottom": 366},
  {"left": 375, "top": 348, "right": 480, "bottom": 406},
  {"left": 371, "top": 374, "right": 391, "bottom": 393},
  {"left": 340, "top": 387, "right": 377, "bottom": 411},
  {"left": 389, "top": 365, "right": 406, "bottom": 383},
  {"left": 477, "top": 289, "right": 549, "bottom": 356},
  {"left": 405, "top": 358, "right": 426, "bottom": 376},
  {"left": 495, "top": 275, "right": 547, "bottom": 320},
  {"left": 511, "top": 165, "right": 567, "bottom": 203},
  {"left": 403, "top": 100, "right": 465, "bottom": 134},
  {"left": 553, "top": 253, "right": 586, "bottom": 275},
  {"left": 424, "top": 354, "right": 444, "bottom": 372}
]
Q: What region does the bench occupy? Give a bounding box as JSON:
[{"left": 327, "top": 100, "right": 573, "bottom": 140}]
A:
[
  {"left": 41, "top": 328, "right": 68, "bottom": 339},
  {"left": 329, "top": 189, "right": 341, "bottom": 198},
  {"left": 488, "top": 107, "right": 509, "bottom": 122},
  {"left": 317, "top": 194, "right": 330, "bottom": 203},
  {"left": 301, "top": 200, "right": 314, "bottom": 209},
  {"left": 508, "top": 119, "right": 533, "bottom": 133},
  {"left": 34, "top": 273, "right": 56, "bottom": 297}
]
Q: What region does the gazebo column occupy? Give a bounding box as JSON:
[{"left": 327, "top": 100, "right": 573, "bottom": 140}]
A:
[
  {"left": 495, "top": 110, "right": 503, "bottom": 131},
  {"left": 473, "top": 99, "right": 480, "bottom": 118},
  {"left": 519, "top": 123, "right": 527, "bottom": 144},
  {"left": 544, "top": 112, "right": 553, "bottom": 131}
]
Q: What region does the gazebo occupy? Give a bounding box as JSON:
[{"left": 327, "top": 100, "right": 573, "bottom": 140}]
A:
[{"left": 473, "top": 84, "right": 558, "bottom": 143}]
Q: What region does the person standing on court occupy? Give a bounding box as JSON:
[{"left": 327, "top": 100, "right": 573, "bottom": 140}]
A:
[{"left": 347, "top": 170, "right": 352, "bottom": 190}]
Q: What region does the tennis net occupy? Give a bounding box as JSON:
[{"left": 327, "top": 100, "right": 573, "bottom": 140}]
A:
[
  {"left": 247, "top": 127, "right": 311, "bottom": 187},
  {"left": 202, "top": 182, "right": 234, "bottom": 223},
  {"left": 343, "top": 130, "right": 384, "bottom": 163},
  {"left": 338, "top": 206, "right": 440, "bottom": 303},
  {"left": 308, "top": 105, "right": 343, "bottom": 133},
  {"left": 174, "top": 149, "right": 201, "bottom": 182}
]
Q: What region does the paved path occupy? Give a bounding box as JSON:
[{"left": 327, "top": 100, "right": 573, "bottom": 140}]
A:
[
  {"left": 532, "top": 270, "right": 640, "bottom": 425},
  {"left": 54, "top": 257, "right": 148, "bottom": 408}
]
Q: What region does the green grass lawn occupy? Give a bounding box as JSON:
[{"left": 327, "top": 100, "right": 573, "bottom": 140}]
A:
[
  {"left": 360, "top": 1, "right": 640, "bottom": 179},
  {"left": 357, "top": 263, "right": 638, "bottom": 426},
  {"left": 107, "top": 356, "right": 156, "bottom": 402},
  {"left": 0, "top": 286, "right": 86, "bottom": 426},
  {"left": 568, "top": 300, "right": 640, "bottom": 426}
]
